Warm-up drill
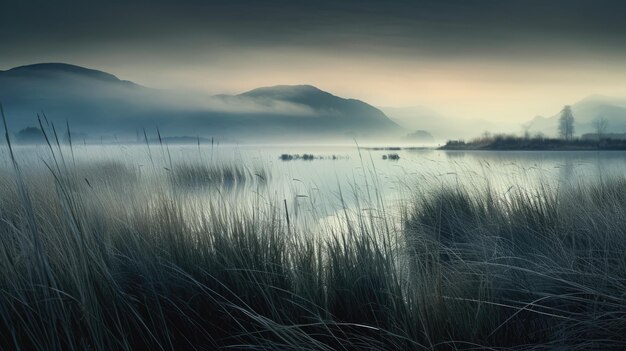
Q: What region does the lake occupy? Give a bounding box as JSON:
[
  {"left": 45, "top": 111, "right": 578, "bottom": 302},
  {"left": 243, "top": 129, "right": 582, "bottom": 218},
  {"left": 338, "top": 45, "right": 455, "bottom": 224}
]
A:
[{"left": 3, "top": 143, "right": 625, "bottom": 233}]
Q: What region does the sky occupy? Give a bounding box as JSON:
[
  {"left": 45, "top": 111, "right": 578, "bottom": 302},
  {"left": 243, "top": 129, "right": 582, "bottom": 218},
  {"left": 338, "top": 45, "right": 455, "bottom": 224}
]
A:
[{"left": 2, "top": 0, "right": 626, "bottom": 122}]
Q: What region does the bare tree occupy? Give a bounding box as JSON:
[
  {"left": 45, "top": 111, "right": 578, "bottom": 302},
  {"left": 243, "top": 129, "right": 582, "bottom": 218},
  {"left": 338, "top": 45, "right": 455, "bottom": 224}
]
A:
[
  {"left": 592, "top": 116, "right": 608, "bottom": 140},
  {"left": 558, "top": 105, "right": 575, "bottom": 141}
]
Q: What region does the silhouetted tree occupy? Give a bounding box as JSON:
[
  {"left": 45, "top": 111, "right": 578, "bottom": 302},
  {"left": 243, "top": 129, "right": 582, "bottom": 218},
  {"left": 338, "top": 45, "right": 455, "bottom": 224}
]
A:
[
  {"left": 558, "top": 105, "right": 575, "bottom": 141},
  {"left": 592, "top": 116, "right": 608, "bottom": 140}
]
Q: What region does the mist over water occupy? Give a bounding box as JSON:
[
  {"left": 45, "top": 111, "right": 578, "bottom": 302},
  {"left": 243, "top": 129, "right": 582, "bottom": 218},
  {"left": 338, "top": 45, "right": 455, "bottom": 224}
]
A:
[
  {"left": 4, "top": 0, "right": 626, "bottom": 348},
  {"left": 3, "top": 143, "right": 624, "bottom": 231}
]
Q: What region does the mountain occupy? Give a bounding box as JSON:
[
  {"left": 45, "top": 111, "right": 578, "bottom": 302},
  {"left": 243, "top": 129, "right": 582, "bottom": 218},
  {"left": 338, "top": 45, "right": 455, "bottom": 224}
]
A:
[
  {"left": 0, "top": 63, "right": 403, "bottom": 142},
  {"left": 1, "top": 63, "right": 138, "bottom": 85},
  {"left": 232, "top": 85, "right": 401, "bottom": 134},
  {"left": 0, "top": 63, "right": 157, "bottom": 134},
  {"left": 527, "top": 95, "right": 626, "bottom": 136}
]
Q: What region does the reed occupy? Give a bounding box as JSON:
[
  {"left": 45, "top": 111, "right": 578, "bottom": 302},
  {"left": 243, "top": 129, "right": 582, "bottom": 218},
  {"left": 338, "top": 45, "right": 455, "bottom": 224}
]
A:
[{"left": 0, "top": 114, "right": 625, "bottom": 349}]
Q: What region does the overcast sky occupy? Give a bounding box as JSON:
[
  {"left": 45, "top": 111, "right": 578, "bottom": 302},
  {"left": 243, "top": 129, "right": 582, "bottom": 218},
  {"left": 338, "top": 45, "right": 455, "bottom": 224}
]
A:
[{"left": 2, "top": 0, "right": 626, "bottom": 122}]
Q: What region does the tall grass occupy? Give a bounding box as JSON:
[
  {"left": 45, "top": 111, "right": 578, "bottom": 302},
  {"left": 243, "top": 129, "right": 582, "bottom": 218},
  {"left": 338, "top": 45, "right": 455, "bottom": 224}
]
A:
[
  {"left": 0, "top": 125, "right": 625, "bottom": 348},
  {"left": 168, "top": 162, "right": 268, "bottom": 188},
  {"left": 403, "top": 180, "right": 626, "bottom": 348}
]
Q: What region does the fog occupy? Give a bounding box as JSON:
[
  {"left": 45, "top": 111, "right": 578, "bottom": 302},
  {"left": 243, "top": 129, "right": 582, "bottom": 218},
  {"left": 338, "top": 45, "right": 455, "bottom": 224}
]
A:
[{"left": 3, "top": 0, "right": 626, "bottom": 128}]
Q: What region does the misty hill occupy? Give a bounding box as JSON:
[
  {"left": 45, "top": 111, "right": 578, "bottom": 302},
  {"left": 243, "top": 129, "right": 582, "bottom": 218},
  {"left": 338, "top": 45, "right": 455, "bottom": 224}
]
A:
[
  {"left": 0, "top": 63, "right": 402, "bottom": 141},
  {"left": 0, "top": 63, "right": 157, "bottom": 134},
  {"left": 1, "top": 63, "right": 138, "bottom": 86},
  {"left": 404, "top": 130, "right": 435, "bottom": 143},
  {"left": 232, "top": 85, "right": 400, "bottom": 133},
  {"left": 528, "top": 95, "right": 626, "bottom": 136},
  {"left": 14, "top": 126, "right": 45, "bottom": 144}
]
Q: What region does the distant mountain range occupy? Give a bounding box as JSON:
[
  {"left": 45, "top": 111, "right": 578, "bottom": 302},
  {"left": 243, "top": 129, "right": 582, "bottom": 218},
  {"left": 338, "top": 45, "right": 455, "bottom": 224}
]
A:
[
  {"left": 384, "top": 94, "right": 626, "bottom": 141},
  {"left": 527, "top": 95, "right": 626, "bottom": 136},
  {"left": 0, "top": 63, "right": 402, "bottom": 142},
  {"left": 4, "top": 63, "right": 624, "bottom": 143}
]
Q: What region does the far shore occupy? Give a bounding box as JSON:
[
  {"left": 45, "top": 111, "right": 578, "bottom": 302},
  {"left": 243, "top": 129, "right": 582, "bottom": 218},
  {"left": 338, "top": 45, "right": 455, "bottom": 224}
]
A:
[{"left": 439, "top": 136, "right": 626, "bottom": 151}]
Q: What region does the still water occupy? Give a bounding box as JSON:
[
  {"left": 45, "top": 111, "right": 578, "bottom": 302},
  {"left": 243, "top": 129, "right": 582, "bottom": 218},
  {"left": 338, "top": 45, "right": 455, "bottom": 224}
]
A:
[{"left": 2, "top": 144, "right": 626, "bottom": 231}]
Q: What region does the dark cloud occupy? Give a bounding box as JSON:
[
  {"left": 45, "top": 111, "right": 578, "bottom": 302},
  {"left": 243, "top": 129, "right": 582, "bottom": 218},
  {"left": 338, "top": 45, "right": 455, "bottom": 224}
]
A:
[{"left": 2, "top": 0, "right": 626, "bottom": 64}]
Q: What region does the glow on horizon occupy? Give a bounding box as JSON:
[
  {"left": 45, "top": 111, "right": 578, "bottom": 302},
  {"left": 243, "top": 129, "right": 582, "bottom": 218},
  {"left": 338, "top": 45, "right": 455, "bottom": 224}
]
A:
[
  {"left": 85, "top": 48, "right": 626, "bottom": 124},
  {"left": 5, "top": 44, "right": 626, "bottom": 125}
]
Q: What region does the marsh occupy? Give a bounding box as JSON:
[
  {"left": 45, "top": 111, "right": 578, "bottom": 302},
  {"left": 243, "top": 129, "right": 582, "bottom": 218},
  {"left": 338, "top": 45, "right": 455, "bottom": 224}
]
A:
[{"left": 2, "top": 141, "right": 626, "bottom": 349}]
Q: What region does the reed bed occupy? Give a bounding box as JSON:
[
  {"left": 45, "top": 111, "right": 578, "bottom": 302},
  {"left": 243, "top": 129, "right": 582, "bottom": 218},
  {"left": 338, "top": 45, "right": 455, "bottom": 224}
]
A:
[
  {"left": 167, "top": 162, "right": 268, "bottom": 188},
  {"left": 1, "top": 115, "right": 625, "bottom": 349}
]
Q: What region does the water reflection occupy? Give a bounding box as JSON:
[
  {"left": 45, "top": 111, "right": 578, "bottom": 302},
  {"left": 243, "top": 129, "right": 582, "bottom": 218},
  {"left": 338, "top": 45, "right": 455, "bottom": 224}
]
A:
[{"left": 3, "top": 144, "right": 626, "bottom": 231}]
